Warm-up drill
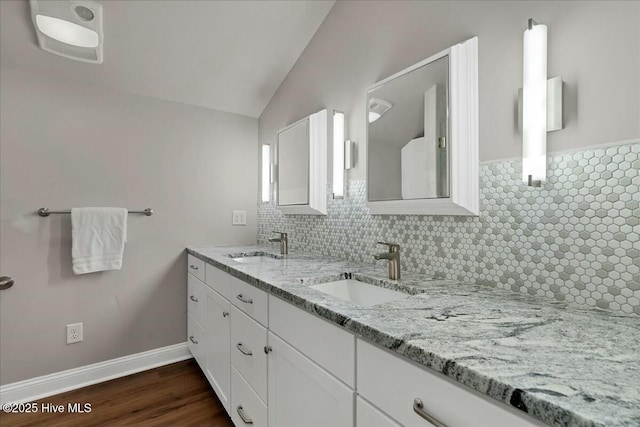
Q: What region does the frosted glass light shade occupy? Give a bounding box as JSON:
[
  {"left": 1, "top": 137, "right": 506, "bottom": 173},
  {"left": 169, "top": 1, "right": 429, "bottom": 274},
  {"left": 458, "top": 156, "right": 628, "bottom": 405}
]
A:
[
  {"left": 522, "top": 22, "right": 547, "bottom": 185},
  {"left": 35, "top": 15, "right": 99, "bottom": 48},
  {"left": 333, "top": 111, "right": 345, "bottom": 198},
  {"left": 261, "top": 144, "right": 271, "bottom": 203}
]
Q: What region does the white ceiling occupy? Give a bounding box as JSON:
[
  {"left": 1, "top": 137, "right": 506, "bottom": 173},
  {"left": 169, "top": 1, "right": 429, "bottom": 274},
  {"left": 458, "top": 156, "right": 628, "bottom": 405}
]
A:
[{"left": 0, "top": 0, "right": 335, "bottom": 117}]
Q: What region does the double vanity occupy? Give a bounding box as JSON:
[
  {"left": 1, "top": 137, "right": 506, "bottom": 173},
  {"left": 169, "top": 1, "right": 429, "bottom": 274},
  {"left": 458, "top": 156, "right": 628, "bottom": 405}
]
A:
[{"left": 185, "top": 245, "right": 640, "bottom": 427}]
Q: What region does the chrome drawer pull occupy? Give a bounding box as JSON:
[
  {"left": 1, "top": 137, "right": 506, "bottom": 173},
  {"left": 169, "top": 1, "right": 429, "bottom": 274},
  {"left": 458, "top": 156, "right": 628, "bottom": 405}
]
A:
[
  {"left": 264, "top": 345, "right": 272, "bottom": 354},
  {"left": 236, "top": 294, "right": 253, "bottom": 304},
  {"left": 189, "top": 295, "right": 198, "bottom": 302},
  {"left": 413, "top": 398, "right": 446, "bottom": 427},
  {"left": 237, "top": 405, "right": 253, "bottom": 424},
  {"left": 223, "top": 311, "right": 230, "bottom": 317},
  {"left": 0, "top": 276, "right": 15, "bottom": 291},
  {"left": 236, "top": 343, "right": 253, "bottom": 356},
  {"left": 189, "top": 265, "right": 199, "bottom": 270},
  {"left": 189, "top": 336, "right": 198, "bottom": 344}
]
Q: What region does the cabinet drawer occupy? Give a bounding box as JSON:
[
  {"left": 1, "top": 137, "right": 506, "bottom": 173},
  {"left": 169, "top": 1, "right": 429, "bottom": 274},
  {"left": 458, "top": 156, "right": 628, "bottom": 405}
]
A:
[
  {"left": 205, "top": 263, "right": 232, "bottom": 300},
  {"left": 230, "top": 278, "right": 268, "bottom": 326},
  {"left": 187, "top": 313, "right": 205, "bottom": 369},
  {"left": 187, "top": 274, "right": 204, "bottom": 325},
  {"left": 231, "top": 306, "right": 268, "bottom": 403},
  {"left": 269, "top": 295, "right": 355, "bottom": 387},
  {"left": 187, "top": 254, "right": 205, "bottom": 282},
  {"left": 357, "top": 339, "right": 543, "bottom": 427},
  {"left": 231, "top": 366, "right": 267, "bottom": 427},
  {"left": 357, "top": 397, "right": 402, "bottom": 427}
]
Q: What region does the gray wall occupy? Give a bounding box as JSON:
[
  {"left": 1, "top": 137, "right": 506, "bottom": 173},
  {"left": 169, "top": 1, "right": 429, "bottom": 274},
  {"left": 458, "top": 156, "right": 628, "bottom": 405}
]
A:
[
  {"left": 0, "top": 67, "right": 258, "bottom": 385},
  {"left": 259, "top": 0, "right": 640, "bottom": 178}
]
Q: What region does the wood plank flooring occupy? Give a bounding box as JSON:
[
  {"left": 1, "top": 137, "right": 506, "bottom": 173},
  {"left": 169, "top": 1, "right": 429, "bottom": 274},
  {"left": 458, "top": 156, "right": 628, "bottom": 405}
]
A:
[{"left": 0, "top": 360, "right": 234, "bottom": 427}]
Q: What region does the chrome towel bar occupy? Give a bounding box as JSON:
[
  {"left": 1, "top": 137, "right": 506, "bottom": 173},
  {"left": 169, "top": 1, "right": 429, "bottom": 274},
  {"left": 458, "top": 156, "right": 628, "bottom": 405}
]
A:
[{"left": 38, "top": 208, "right": 153, "bottom": 217}]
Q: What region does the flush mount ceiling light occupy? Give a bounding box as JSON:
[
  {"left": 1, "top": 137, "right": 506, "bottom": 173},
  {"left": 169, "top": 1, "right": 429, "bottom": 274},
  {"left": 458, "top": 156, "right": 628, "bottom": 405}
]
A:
[
  {"left": 368, "top": 98, "right": 392, "bottom": 123},
  {"left": 29, "top": 0, "right": 104, "bottom": 64}
]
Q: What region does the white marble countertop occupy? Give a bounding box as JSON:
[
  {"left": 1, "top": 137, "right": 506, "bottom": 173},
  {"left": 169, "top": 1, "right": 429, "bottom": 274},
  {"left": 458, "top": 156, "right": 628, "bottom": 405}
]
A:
[{"left": 187, "top": 244, "right": 640, "bottom": 427}]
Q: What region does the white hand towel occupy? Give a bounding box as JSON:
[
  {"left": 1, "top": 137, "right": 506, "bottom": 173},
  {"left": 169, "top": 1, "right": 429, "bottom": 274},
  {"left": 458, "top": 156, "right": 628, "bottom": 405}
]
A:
[{"left": 71, "top": 207, "right": 128, "bottom": 275}]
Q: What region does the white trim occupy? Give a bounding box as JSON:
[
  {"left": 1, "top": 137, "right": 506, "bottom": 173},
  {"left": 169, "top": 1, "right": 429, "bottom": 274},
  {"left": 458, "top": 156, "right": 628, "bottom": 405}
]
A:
[
  {"left": 480, "top": 138, "right": 640, "bottom": 166},
  {"left": 0, "top": 342, "right": 191, "bottom": 405}
]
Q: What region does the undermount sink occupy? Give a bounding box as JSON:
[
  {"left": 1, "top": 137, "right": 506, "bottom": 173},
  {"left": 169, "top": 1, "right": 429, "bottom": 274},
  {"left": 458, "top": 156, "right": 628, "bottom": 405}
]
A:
[
  {"left": 228, "top": 251, "right": 282, "bottom": 263},
  {"left": 310, "top": 279, "right": 408, "bottom": 307}
]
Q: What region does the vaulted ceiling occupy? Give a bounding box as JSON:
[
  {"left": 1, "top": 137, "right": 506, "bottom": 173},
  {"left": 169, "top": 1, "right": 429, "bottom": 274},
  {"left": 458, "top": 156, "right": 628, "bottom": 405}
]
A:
[{"left": 0, "top": 0, "right": 335, "bottom": 117}]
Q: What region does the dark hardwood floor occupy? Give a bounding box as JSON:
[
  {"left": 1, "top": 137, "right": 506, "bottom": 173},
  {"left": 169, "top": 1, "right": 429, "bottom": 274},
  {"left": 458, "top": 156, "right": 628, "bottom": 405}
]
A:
[{"left": 0, "top": 360, "right": 234, "bottom": 427}]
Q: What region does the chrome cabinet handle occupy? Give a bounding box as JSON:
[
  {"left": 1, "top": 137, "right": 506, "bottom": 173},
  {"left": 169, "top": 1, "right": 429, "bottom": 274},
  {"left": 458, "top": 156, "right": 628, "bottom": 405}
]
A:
[
  {"left": 264, "top": 345, "right": 272, "bottom": 354},
  {"left": 223, "top": 311, "right": 230, "bottom": 317},
  {"left": 189, "top": 295, "right": 198, "bottom": 302},
  {"left": 236, "top": 294, "right": 253, "bottom": 304},
  {"left": 236, "top": 343, "right": 253, "bottom": 356},
  {"left": 237, "top": 405, "right": 253, "bottom": 424},
  {"left": 0, "top": 276, "right": 14, "bottom": 291},
  {"left": 413, "top": 398, "right": 446, "bottom": 427},
  {"left": 189, "top": 336, "right": 198, "bottom": 344},
  {"left": 189, "top": 265, "right": 199, "bottom": 270}
]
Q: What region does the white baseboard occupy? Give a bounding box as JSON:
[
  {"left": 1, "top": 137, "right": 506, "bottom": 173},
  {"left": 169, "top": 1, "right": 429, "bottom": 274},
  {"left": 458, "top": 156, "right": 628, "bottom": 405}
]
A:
[{"left": 0, "top": 342, "right": 192, "bottom": 405}]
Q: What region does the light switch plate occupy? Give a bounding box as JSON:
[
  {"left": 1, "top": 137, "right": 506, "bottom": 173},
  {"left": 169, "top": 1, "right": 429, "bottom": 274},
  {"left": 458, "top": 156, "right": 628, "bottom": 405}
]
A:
[{"left": 232, "top": 210, "right": 247, "bottom": 226}]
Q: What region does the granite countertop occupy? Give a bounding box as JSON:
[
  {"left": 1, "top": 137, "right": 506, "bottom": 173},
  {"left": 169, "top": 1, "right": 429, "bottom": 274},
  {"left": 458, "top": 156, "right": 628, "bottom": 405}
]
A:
[{"left": 187, "top": 244, "right": 640, "bottom": 427}]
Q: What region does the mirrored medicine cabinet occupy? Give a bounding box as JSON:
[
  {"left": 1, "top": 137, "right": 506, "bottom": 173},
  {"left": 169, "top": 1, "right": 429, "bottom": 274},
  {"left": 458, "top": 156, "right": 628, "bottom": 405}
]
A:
[
  {"left": 276, "top": 109, "right": 328, "bottom": 215},
  {"left": 366, "top": 37, "right": 479, "bottom": 215}
]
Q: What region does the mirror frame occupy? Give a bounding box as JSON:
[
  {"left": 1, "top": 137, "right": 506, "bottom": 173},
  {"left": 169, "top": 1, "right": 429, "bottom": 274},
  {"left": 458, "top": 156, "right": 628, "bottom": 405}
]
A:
[
  {"left": 366, "top": 37, "right": 479, "bottom": 216},
  {"left": 276, "top": 109, "right": 327, "bottom": 215}
]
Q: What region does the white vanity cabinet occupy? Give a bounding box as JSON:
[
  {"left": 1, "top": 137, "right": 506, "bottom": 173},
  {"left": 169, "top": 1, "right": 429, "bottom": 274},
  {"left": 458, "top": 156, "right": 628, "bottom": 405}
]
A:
[
  {"left": 203, "top": 285, "right": 231, "bottom": 413},
  {"left": 189, "top": 257, "right": 549, "bottom": 427},
  {"left": 357, "top": 339, "right": 545, "bottom": 427},
  {"left": 267, "top": 295, "right": 356, "bottom": 427},
  {"left": 187, "top": 272, "right": 206, "bottom": 369}
]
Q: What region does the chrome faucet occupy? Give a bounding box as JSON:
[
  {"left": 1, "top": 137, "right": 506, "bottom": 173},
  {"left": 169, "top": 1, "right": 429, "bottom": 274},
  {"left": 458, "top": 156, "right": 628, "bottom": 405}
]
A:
[
  {"left": 373, "top": 241, "right": 400, "bottom": 280},
  {"left": 268, "top": 231, "right": 288, "bottom": 255}
]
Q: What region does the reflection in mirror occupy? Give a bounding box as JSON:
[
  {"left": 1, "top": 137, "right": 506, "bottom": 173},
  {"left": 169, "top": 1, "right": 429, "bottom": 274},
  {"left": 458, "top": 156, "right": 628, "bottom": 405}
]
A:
[
  {"left": 278, "top": 119, "right": 309, "bottom": 206},
  {"left": 367, "top": 55, "right": 449, "bottom": 202}
]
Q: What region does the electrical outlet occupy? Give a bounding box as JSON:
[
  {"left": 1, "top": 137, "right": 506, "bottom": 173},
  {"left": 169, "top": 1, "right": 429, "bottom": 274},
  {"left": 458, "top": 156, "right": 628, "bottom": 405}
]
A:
[
  {"left": 66, "top": 323, "right": 83, "bottom": 344},
  {"left": 232, "top": 210, "right": 247, "bottom": 226}
]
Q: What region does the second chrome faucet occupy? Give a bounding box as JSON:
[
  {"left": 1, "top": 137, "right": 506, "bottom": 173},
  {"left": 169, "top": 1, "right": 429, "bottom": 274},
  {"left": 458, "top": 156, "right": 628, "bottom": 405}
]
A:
[
  {"left": 374, "top": 241, "right": 400, "bottom": 280},
  {"left": 269, "top": 231, "right": 288, "bottom": 255}
]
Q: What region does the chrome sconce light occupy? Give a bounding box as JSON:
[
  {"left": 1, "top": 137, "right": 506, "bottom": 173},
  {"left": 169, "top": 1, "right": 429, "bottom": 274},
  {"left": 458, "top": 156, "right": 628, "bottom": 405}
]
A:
[{"left": 521, "top": 18, "right": 563, "bottom": 187}]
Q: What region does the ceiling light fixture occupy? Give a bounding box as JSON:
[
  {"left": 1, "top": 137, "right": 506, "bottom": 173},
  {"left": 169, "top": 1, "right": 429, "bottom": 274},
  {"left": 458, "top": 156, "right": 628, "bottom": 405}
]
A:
[
  {"left": 368, "top": 98, "right": 392, "bottom": 123},
  {"left": 29, "top": 0, "right": 104, "bottom": 64}
]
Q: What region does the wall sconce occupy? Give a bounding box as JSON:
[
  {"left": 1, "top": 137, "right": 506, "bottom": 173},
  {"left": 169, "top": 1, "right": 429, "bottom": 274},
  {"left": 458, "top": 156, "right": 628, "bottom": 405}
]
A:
[
  {"left": 333, "top": 111, "right": 345, "bottom": 198},
  {"left": 522, "top": 18, "right": 548, "bottom": 187},
  {"left": 521, "top": 18, "right": 564, "bottom": 187},
  {"left": 261, "top": 144, "right": 271, "bottom": 202}
]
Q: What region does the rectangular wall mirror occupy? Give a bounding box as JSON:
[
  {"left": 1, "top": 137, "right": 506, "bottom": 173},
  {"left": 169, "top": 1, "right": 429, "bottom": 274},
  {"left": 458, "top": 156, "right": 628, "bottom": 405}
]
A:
[
  {"left": 366, "top": 37, "right": 479, "bottom": 215},
  {"left": 276, "top": 109, "right": 327, "bottom": 215}
]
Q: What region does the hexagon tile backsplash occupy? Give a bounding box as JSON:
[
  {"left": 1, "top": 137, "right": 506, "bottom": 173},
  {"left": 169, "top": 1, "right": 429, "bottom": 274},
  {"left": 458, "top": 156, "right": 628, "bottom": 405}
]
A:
[{"left": 258, "top": 141, "right": 640, "bottom": 315}]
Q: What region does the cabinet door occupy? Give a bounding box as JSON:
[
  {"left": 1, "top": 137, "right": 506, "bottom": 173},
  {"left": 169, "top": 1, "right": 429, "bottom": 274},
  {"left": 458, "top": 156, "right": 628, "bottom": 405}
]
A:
[
  {"left": 267, "top": 332, "right": 354, "bottom": 427},
  {"left": 204, "top": 286, "right": 231, "bottom": 413}
]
